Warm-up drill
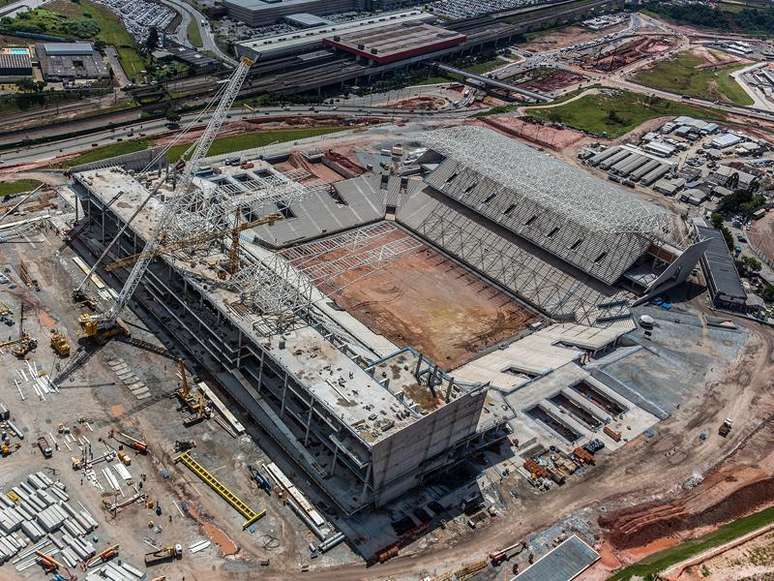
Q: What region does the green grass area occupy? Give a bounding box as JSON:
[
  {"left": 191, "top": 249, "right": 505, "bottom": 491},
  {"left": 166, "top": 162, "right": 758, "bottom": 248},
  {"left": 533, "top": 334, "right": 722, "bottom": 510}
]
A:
[
  {"left": 717, "top": 1, "right": 746, "bottom": 12},
  {"left": 609, "top": 506, "right": 774, "bottom": 581},
  {"left": 474, "top": 85, "right": 596, "bottom": 118},
  {"left": 633, "top": 50, "right": 754, "bottom": 106},
  {"left": 187, "top": 19, "right": 202, "bottom": 48},
  {"left": 464, "top": 57, "right": 508, "bottom": 75},
  {"left": 166, "top": 127, "right": 344, "bottom": 161},
  {"left": 0, "top": 0, "right": 145, "bottom": 81},
  {"left": 62, "top": 139, "right": 150, "bottom": 167},
  {"left": 414, "top": 75, "right": 454, "bottom": 86},
  {"left": 62, "top": 127, "right": 345, "bottom": 167},
  {"left": 527, "top": 90, "right": 725, "bottom": 138},
  {"left": 0, "top": 179, "right": 43, "bottom": 198}
]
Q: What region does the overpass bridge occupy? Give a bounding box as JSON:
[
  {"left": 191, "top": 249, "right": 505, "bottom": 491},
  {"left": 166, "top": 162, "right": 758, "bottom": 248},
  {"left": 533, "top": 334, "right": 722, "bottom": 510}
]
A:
[{"left": 431, "top": 63, "right": 552, "bottom": 102}]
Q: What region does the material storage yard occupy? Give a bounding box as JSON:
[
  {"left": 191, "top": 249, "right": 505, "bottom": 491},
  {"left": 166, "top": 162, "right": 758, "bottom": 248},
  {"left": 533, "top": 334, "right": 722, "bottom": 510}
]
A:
[{"left": 0, "top": 6, "right": 772, "bottom": 581}]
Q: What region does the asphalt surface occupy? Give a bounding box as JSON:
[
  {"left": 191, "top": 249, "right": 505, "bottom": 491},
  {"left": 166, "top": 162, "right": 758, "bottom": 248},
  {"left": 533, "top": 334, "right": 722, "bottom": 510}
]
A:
[
  {"left": 0, "top": 105, "right": 469, "bottom": 166},
  {"left": 156, "top": 0, "right": 238, "bottom": 66}
]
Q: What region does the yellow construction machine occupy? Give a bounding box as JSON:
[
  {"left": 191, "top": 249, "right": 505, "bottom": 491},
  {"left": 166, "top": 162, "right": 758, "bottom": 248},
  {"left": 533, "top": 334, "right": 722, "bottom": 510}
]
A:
[{"left": 50, "top": 330, "right": 70, "bottom": 357}]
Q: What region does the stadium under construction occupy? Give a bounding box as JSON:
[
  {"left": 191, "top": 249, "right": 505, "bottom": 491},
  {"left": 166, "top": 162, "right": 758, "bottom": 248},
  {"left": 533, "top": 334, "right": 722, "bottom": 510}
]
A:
[{"left": 68, "top": 124, "right": 710, "bottom": 558}]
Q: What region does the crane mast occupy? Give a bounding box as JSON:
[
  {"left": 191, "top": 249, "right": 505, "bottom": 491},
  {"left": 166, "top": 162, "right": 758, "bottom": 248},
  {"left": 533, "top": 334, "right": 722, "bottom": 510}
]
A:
[{"left": 81, "top": 57, "right": 254, "bottom": 338}]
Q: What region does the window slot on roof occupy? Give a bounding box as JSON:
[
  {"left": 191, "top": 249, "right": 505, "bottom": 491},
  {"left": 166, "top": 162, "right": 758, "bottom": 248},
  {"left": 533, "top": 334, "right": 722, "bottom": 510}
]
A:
[
  {"left": 525, "top": 215, "right": 538, "bottom": 226},
  {"left": 593, "top": 251, "right": 607, "bottom": 263},
  {"left": 482, "top": 192, "right": 497, "bottom": 204},
  {"left": 503, "top": 204, "right": 516, "bottom": 216},
  {"left": 570, "top": 239, "right": 583, "bottom": 251},
  {"left": 463, "top": 181, "right": 478, "bottom": 194},
  {"left": 502, "top": 366, "right": 539, "bottom": 379},
  {"left": 445, "top": 172, "right": 459, "bottom": 185},
  {"left": 547, "top": 227, "right": 560, "bottom": 238},
  {"left": 275, "top": 200, "right": 296, "bottom": 219},
  {"left": 327, "top": 188, "right": 347, "bottom": 205}
]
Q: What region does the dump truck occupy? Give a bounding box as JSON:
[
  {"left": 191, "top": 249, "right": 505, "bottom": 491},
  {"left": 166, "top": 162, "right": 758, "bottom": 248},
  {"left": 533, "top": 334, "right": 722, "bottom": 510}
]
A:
[
  {"left": 144, "top": 544, "right": 182, "bottom": 566},
  {"left": 719, "top": 417, "right": 733, "bottom": 437},
  {"left": 37, "top": 436, "right": 53, "bottom": 458}
]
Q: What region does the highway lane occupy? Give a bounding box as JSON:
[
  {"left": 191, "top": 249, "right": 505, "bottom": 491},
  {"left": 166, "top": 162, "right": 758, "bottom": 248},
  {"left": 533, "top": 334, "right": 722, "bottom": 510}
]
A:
[{"left": 0, "top": 105, "right": 470, "bottom": 166}]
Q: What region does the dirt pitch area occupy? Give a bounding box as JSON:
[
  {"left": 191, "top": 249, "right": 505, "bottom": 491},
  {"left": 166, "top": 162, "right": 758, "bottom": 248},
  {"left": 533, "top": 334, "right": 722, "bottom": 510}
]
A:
[{"left": 304, "top": 224, "right": 537, "bottom": 369}]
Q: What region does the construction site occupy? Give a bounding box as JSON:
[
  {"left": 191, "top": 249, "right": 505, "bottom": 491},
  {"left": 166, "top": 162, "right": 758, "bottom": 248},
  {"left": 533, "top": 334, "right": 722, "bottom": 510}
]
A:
[{"left": 0, "top": 37, "right": 772, "bottom": 581}]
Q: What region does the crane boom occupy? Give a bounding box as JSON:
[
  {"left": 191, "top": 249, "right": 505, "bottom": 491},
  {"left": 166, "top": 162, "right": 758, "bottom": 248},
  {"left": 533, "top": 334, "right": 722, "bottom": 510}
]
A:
[{"left": 81, "top": 57, "right": 254, "bottom": 337}]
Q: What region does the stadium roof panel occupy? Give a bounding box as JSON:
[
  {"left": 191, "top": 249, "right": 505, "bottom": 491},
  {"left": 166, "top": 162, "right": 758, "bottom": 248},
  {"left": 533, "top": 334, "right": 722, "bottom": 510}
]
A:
[{"left": 423, "top": 126, "right": 669, "bottom": 235}]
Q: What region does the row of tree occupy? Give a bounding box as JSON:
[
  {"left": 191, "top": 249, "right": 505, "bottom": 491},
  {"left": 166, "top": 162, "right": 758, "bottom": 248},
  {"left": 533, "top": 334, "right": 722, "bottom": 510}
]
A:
[{"left": 644, "top": 1, "right": 774, "bottom": 35}]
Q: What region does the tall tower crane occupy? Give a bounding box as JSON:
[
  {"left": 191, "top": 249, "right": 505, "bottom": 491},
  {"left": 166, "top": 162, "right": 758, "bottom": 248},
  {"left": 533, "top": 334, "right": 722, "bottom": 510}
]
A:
[{"left": 79, "top": 57, "right": 254, "bottom": 341}]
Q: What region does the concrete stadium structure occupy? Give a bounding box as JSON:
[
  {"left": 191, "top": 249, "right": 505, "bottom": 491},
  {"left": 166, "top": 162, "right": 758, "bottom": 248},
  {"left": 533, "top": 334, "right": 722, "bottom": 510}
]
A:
[{"left": 68, "top": 124, "right": 707, "bottom": 557}]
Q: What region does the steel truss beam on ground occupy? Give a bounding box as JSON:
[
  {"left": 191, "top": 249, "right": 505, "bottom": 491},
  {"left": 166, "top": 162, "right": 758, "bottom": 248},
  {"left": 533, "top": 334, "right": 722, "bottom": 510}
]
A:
[{"left": 230, "top": 222, "right": 422, "bottom": 336}]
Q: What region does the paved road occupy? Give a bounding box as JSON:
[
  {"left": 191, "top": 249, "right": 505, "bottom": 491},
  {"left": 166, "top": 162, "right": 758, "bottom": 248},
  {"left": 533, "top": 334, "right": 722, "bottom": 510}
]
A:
[
  {"left": 104, "top": 47, "right": 132, "bottom": 88},
  {"left": 156, "top": 0, "right": 237, "bottom": 66},
  {"left": 0, "top": 0, "right": 44, "bottom": 17},
  {"left": 0, "top": 105, "right": 469, "bottom": 167}
]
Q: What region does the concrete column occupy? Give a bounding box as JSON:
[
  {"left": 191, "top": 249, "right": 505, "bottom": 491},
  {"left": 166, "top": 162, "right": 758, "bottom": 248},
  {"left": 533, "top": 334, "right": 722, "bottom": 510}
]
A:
[
  {"left": 414, "top": 353, "right": 423, "bottom": 378},
  {"left": 330, "top": 445, "right": 338, "bottom": 477},
  {"left": 445, "top": 377, "right": 455, "bottom": 402},
  {"left": 304, "top": 399, "right": 313, "bottom": 447},
  {"left": 280, "top": 373, "right": 289, "bottom": 416},
  {"left": 257, "top": 349, "right": 264, "bottom": 390},
  {"left": 236, "top": 330, "right": 243, "bottom": 368},
  {"left": 360, "top": 463, "right": 371, "bottom": 504}
]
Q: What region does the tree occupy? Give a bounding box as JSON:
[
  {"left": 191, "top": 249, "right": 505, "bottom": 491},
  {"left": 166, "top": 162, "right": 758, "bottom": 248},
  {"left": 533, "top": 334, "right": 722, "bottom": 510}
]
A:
[
  {"left": 710, "top": 212, "right": 724, "bottom": 229},
  {"left": 15, "top": 78, "right": 37, "bottom": 92},
  {"left": 741, "top": 256, "right": 762, "bottom": 272},
  {"left": 607, "top": 110, "right": 623, "bottom": 125},
  {"left": 762, "top": 283, "right": 774, "bottom": 303},
  {"left": 146, "top": 26, "right": 159, "bottom": 52}
]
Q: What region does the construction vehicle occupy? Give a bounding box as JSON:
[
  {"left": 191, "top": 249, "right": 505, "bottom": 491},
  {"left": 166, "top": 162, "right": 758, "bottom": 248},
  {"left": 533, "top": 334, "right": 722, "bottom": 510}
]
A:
[
  {"left": 489, "top": 541, "right": 527, "bottom": 566},
  {"left": 50, "top": 330, "right": 70, "bottom": 357},
  {"left": 37, "top": 436, "right": 53, "bottom": 458},
  {"left": 110, "top": 430, "right": 149, "bottom": 455},
  {"left": 117, "top": 449, "right": 132, "bottom": 465},
  {"left": 10, "top": 335, "right": 37, "bottom": 358},
  {"left": 69, "top": 57, "right": 255, "bottom": 351},
  {"left": 1, "top": 441, "right": 21, "bottom": 457},
  {"left": 85, "top": 544, "right": 119, "bottom": 568},
  {"left": 174, "top": 440, "right": 196, "bottom": 453},
  {"left": 36, "top": 551, "right": 63, "bottom": 573},
  {"left": 719, "top": 417, "right": 733, "bottom": 437},
  {"left": 2, "top": 303, "right": 37, "bottom": 358},
  {"left": 176, "top": 359, "right": 212, "bottom": 426},
  {"left": 247, "top": 464, "right": 272, "bottom": 494},
  {"left": 0, "top": 299, "right": 13, "bottom": 326},
  {"left": 144, "top": 544, "right": 182, "bottom": 566}
]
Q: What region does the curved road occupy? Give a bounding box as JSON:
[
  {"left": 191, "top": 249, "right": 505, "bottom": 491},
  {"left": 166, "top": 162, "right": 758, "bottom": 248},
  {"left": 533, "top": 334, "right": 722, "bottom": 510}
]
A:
[{"left": 158, "top": 0, "right": 238, "bottom": 67}]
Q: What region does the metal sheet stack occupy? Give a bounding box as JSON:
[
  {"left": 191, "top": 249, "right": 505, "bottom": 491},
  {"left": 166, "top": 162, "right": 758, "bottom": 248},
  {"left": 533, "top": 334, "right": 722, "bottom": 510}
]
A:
[{"left": 0, "top": 471, "right": 146, "bottom": 577}]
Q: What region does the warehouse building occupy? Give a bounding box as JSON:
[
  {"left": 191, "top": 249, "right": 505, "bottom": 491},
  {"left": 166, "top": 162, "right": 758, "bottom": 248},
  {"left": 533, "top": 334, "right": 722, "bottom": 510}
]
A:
[
  {"left": 0, "top": 47, "right": 33, "bottom": 81},
  {"left": 36, "top": 42, "right": 109, "bottom": 84},
  {"left": 224, "top": 0, "right": 360, "bottom": 26},
  {"left": 696, "top": 224, "right": 748, "bottom": 311},
  {"left": 323, "top": 22, "right": 466, "bottom": 64},
  {"left": 236, "top": 10, "right": 434, "bottom": 60}
]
